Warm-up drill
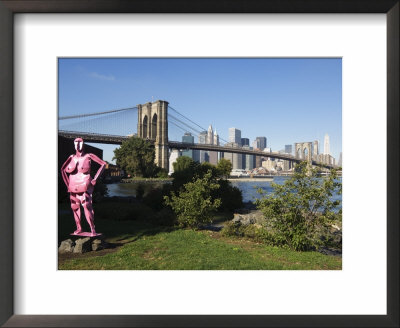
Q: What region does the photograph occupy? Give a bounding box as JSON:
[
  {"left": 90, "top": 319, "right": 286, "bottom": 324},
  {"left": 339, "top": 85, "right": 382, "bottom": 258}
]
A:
[{"left": 58, "top": 58, "right": 342, "bottom": 270}]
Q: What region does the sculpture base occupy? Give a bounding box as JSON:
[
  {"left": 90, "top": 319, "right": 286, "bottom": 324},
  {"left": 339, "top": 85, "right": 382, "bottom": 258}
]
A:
[{"left": 70, "top": 232, "right": 102, "bottom": 237}]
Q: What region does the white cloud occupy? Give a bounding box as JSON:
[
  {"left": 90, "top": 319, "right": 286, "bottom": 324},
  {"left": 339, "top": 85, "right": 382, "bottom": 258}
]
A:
[{"left": 88, "top": 72, "right": 116, "bottom": 81}]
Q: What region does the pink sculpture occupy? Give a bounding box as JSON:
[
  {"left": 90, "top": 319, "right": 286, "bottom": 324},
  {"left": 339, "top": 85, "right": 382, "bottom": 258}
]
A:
[{"left": 61, "top": 138, "right": 106, "bottom": 237}]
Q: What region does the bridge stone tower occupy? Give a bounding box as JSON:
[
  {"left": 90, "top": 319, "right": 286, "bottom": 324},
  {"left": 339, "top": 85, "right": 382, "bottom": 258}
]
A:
[
  {"left": 137, "top": 100, "right": 169, "bottom": 169},
  {"left": 294, "top": 142, "right": 313, "bottom": 162}
]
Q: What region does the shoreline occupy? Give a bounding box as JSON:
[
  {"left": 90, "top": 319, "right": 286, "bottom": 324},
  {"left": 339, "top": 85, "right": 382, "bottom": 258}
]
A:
[{"left": 228, "top": 177, "right": 273, "bottom": 182}]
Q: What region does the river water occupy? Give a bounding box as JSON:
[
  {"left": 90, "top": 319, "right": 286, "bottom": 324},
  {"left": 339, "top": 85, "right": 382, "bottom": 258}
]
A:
[{"left": 106, "top": 176, "right": 342, "bottom": 204}]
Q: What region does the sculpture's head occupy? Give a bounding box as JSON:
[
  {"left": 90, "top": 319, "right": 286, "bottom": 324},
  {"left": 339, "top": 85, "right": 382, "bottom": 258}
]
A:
[{"left": 74, "top": 138, "right": 84, "bottom": 153}]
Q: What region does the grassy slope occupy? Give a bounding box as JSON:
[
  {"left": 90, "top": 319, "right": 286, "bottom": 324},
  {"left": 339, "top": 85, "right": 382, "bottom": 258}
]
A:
[{"left": 58, "top": 208, "right": 341, "bottom": 270}]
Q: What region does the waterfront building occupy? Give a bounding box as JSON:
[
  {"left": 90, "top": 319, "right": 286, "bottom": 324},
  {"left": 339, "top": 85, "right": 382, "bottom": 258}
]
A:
[
  {"left": 241, "top": 146, "right": 255, "bottom": 171},
  {"left": 169, "top": 149, "right": 182, "bottom": 174},
  {"left": 224, "top": 142, "right": 242, "bottom": 170},
  {"left": 285, "top": 144, "right": 292, "bottom": 154},
  {"left": 262, "top": 158, "right": 276, "bottom": 172},
  {"left": 324, "top": 133, "right": 330, "bottom": 155},
  {"left": 338, "top": 152, "right": 342, "bottom": 167}
]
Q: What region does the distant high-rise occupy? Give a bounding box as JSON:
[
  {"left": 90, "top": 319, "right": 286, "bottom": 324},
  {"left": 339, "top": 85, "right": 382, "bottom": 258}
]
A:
[
  {"left": 207, "top": 125, "right": 214, "bottom": 145},
  {"left": 254, "top": 136, "right": 267, "bottom": 150},
  {"left": 182, "top": 132, "right": 199, "bottom": 162},
  {"left": 224, "top": 142, "right": 242, "bottom": 170},
  {"left": 229, "top": 128, "right": 241, "bottom": 144},
  {"left": 199, "top": 131, "right": 208, "bottom": 163},
  {"left": 338, "top": 152, "right": 342, "bottom": 167},
  {"left": 324, "top": 134, "right": 330, "bottom": 155},
  {"left": 169, "top": 149, "right": 182, "bottom": 174},
  {"left": 241, "top": 138, "right": 250, "bottom": 147},
  {"left": 313, "top": 140, "right": 319, "bottom": 159},
  {"left": 284, "top": 145, "right": 292, "bottom": 154},
  {"left": 213, "top": 129, "right": 219, "bottom": 146}
]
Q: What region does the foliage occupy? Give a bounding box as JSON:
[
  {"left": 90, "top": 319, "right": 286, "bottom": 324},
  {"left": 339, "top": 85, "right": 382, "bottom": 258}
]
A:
[
  {"left": 255, "top": 161, "right": 342, "bottom": 251},
  {"left": 216, "top": 158, "right": 233, "bottom": 179},
  {"left": 170, "top": 156, "right": 243, "bottom": 212},
  {"left": 156, "top": 168, "right": 169, "bottom": 179},
  {"left": 213, "top": 179, "right": 243, "bottom": 211},
  {"left": 142, "top": 184, "right": 174, "bottom": 211},
  {"left": 164, "top": 170, "right": 222, "bottom": 228},
  {"left": 171, "top": 156, "right": 200, "bottom": 189},
  {"left": 113, "top": 136, "right": 158, "bottom": 178}
]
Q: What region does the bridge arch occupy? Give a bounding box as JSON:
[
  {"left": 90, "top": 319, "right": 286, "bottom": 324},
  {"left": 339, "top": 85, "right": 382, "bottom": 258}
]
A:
[
  {"left": 295, "top": 142, "right": 312, "bottom": 162},
  {"left": 303, "top": 147, "right": 308, "bottom": 159},
  {"left": 297, "top": 148, "right": 302, "bottom": 159},
  {"left": 142, "top": 115, "right": 148, "bottom": 138},
  {"left": 151, "top": 113, "right": 157, "bottom": 140}
]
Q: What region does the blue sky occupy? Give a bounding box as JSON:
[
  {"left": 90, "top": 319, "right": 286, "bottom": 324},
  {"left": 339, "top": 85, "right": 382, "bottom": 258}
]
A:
[{"left": 58, "top": 58, "right": 342, "bottom": 163}]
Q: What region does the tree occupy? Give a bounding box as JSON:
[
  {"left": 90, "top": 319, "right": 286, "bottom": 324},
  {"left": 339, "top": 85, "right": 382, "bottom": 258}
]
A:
[
  {"left": 164, "top": 170, "right": 221, "bottom": 228},
  {"left": 255, "top": 161, "right": 342, "bottom": 251},
  {"left": 171, "top": 156, "right": 200, "bottom": 189},
  {"left": 216, "top": 158, "right": 232, "bottom": 179},
  {"left": 113, "top": 136, "right": 157, "bottom": 178}
]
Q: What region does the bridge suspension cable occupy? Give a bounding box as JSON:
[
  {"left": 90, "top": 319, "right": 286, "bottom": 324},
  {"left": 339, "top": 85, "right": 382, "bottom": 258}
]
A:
[
  {"left": 59, "top": 106, "right": 137, "bottom": 120},
  {"left": 168, "top": 105, "right": 229, "bottom": 144}
]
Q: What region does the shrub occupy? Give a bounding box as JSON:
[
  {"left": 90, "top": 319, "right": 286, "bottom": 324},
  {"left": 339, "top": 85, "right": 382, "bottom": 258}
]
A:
[
  {"left": 255, "top": 162, "right": 342, "bottom": 251},
  {"left": 142, "top": 184, "right": 173, "bottom": 211},
  {"left": 214, "top": 180, "right": 243, "bottom": 212},
  {"left": 164, "top": 170, "right": 222, "bottom": 229}
]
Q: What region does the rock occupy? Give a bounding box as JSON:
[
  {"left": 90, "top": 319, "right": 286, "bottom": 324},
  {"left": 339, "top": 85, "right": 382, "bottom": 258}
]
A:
[
  {"left": 92, "top": 239, "right": 105, "bottom": 251},
  {"left": 58, "top": 239, "right": 74, "bottom": 253},
  {"left": 232, "top": 211, "right": 265, "bottom": 226},
  {"left": 73, "top": 237, "right": 92, "bottom": 253}
]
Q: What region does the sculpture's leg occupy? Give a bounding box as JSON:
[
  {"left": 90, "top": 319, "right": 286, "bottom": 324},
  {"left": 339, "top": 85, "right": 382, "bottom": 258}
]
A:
[
  {"left": 82, "top": 192, "right": 96, "bottom": 235},
  {"left": 70, "top": 193, "right": 82, "bottom": 234}
]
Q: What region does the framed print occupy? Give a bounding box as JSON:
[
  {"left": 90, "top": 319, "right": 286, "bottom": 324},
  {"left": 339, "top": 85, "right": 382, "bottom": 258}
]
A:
[{"left": 1, "top": 1, "right": 398, "bottom": 327}]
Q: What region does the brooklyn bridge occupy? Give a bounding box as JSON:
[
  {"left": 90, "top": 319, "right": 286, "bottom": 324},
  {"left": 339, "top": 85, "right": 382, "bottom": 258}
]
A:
[{"left": 58, "top": 100, "right": 336, "bottom": 169}]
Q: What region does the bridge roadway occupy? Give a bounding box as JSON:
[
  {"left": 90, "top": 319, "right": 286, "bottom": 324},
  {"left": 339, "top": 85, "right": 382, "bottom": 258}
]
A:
[{"left": 59, "top": 130, "right": 334, "bottom": 168}]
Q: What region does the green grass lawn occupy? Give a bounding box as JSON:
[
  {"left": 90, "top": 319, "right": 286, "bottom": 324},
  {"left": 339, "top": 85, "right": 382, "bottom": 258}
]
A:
[{"left": 58, "top": 204, "right": 341, "bottom": 270}]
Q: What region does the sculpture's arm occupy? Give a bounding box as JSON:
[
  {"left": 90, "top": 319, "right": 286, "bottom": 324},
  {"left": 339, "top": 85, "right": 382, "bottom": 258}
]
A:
[
  {"left": 60, "top": 155, "right": 73, "bottom": 189},
  {"left": 89, "top": 153, "right": 107, "bottom": 183}
]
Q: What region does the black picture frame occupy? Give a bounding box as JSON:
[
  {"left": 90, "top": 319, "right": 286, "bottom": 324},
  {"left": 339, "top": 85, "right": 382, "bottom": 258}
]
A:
[{"left": 0, "top": 1, "right": 398, "bottom": 327}]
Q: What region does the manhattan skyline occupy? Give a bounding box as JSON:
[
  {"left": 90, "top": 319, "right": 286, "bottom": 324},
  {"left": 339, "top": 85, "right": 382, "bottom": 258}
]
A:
[{"left": 58, "top": 58, "right": 342, "bottom": 163}]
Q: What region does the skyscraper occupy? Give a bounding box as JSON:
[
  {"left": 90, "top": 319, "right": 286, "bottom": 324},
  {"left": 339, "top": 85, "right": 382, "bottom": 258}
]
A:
[
  {"left": 241, "top": 138, "right": 250, "bottom": 147},
  {"left": 213, "top": 129, "right": 219, "bottom": 146},
  {"left": 313, "top": 140, "right": 319, "bottom": 160},
  {"left": 324, "top": 134, "right": 330, "bottom": 155},
  {"left": 284, "top": 145, "right": 292, "bottom": 154},
  {"left": 254, "top": 136, "right": 267, "bottom": 150},
  {"left": 199, "top": 131, "right": 208, "bottom": 163},
  {"left": 229, "top": 128, "right": 241, "bottom": 144},
  {"left": 182, "top": 132, "right": 199, "bottom": 162},
  {"left": 207, "top": 125, "right": 214, "bottom": 145}
]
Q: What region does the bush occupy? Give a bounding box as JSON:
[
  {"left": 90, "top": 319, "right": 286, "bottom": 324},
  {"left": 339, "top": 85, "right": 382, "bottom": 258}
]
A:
[
  {"left": 164, "top": 170, "right": 222, "bottom": 229},
  {"left": 142, "top": 184, "right": 173, "bottom": 211},
  {"left": 214, "top": 180, "right": 243, "bottom": 212},
  {"left": 255, "top": 162, "right": 342, "bottom": 251}
]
